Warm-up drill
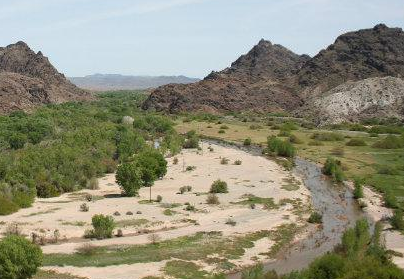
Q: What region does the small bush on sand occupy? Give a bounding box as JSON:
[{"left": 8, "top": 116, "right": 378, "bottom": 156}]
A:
[
  {"left": 218, "top": 130, "right": 226, "bottom": 134},
  {"left": 87, "top": 177, "right": 99, "bottom": 190},
  {"left": 185, "top": 204, "right": 196, "bottom": 211},
  {"left": 80, "top": 203, "right": 89, "bottom": 212},
  {"left": 243, "top": 138, "right": 252, "bottom": 146},
  {"left": 234, "top": 160, "right": 242, "bottom": 165},
  {"left": 206, "top": 194, "right": 220, "bottom": 205},
  {"left": 225, "top": 218, "right": 237, "bottom": 226},
  {"left": 156, "top": 195, "right": 163, "bottom": 202},
  {"left": 186, "top": 166, "right": 196, "bottom": 171},
  {"left": 267, "top": 136, "right": 296, "bottom": 158},
  {"left": 308, "top": 212, "right": 323, "bottom": 224},
  {"left": 87, "top": 214, "right": 115, "bottom": 239},
  {"left": 148, "top": 233, "right": 161, "bottom": 244},
  {"left": 220, "top": 125, "right": 229, "bottom": 130},
  {"left": 210, "top": 180, "right": 228, "bottom": 193},
  {"left": 173, "top": 157, "right": 179, "bottom": 165},
  {"left": 220, "top": 157, "right": 230, "bottom": 165}
]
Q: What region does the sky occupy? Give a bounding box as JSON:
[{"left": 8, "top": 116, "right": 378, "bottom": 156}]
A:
[{"left": 0, "top": 0, "right": 403, "bottom": 78}]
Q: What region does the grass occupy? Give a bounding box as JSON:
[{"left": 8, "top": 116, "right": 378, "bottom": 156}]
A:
[
  {"left": 262, "top": 223, "right": 299, "bottom": 258},
  {"left": 175, "top": 116, "right": 404, "bottom": 208},
  {"left": 281, "top": 176, "right": 301, "bottom": 191},
  {"left": 61, "top": 221, "right": 87, "bottom": 226},
  {"left": 33, "top": 270, "right": 85, "bottom": 279},
  {"left": 163, "top": 260, "right": 208, "bottom": 279},
  {"left": 232, "top": 194, "right": 278, "bottom": 210},
  {"left": 115, "top": 218, "right": 150, "bottom": 228},
  {"left": 163, "top": 209, "right": 177, "bottom": 216},
  {"left": 43, "top": 230, "right": 273, "bottom": 268}
]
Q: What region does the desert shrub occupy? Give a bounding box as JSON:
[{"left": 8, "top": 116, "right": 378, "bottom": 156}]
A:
[
  {"left": 156, "top": 195, "right": 163, "bottom": 202},
  {"left": 280, "top": 122, "right": 298, "bottom": 131},
  {"left": 384, "top": 191, "right": 398, "bottom": 208},
  {"left": 289, "top": 134, "right": 303, "bottom": 144},
  {"left": 220, "top": 125, "right": 229, "bottom": 130},
  {"left": 183, "top": 130, "right": 199, "bottom": 149},
  {"left": 85, "top": 194, "right": 93, "bottom": 202},
  {"left": 0, "top": 196, "right": 19, "bottom": 215},
  {"left": 206, "top": 194, "right": 220, "bottom": 205},
  {"left": 179, "top": 186, "right": 187, "bottom": 194},
  {"left": 88, "top": 214, "right": 115, "bottom": 239},
  {"left": 308, "top": 140, "right": 324, "bottom": 146},
  {"left": 173, "top": 157, "right": 179, "bottom": 165},
  {"left": 80, "top": 203, "right": 89, "bottom": 212},
  {"left": 234, "top": 160, "right": 242, "bottom": 165},
  {"left": 218, "top": 129, "right": 226, "bottom": 134},
  {"left": 210, "top": 180, "right": 228, "bottom": 193},
  {"left": 87, "top": 177, "right": 99, "bottom": 190},
  {"left": 148, "top": 233, "right": 161, "bottom": 244},
  {"left": 353, "top": 179, "right": 364, "bottom": 199},
  {"left": 113, "top": 211, "right": 121, "bottom": 216},
  {"left": 243, "top": 138, "right": 252, "bottom": 146},
  {"left": 225, "top": 218, "right": 237, "bottom": 226},
  {"left": 308, "top": 212, "right": 323, "bottom": 224},
  {"left": 186, "top": 185, "right": 192, "bottom": 192},
  {"left": 267, "top": 136, "right": 296, "bottom": 158},
  {"left": 372, "top": 135, "right": 404, "bottom": 149},
  {"left": 0, "top": 235, "right": 43, "bottom": 279},
  {"left": 220, "top": 157, "right": 230, "bottom": 165},
  {"left": 185, "top": 204, "right": 196, "bottom": 211},
  {"left": 391, "top": 210, "right": 404, "bottom": 230},
  {"left": 346, "top": 138, "right": 367, "bottom": 146},
  {"left": 278, "top": 130, "right": 291, "bottom": 137},
  {"left": 249, "top": 124, "right": 262, "bottom": 130},
  {"left": 76, "top": 243, "right": 98, "bottom": 256},
  {"left": 311, "top": 132, "right": 344, "bottom": 141},
  {"left": 322, "top": 157, "right": 344, "bottom": 182},
  {"left": 208, "top": 146, "right": 214, "bottom": 152},
  {"left": 186, "top": 166, "right": 196, "bottom": 171}
]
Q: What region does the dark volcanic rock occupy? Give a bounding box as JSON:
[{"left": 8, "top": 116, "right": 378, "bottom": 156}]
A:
[
  {"left": 143, "top": 40, "right": 309, "bottom": 113},
  {"left": 297, "top": 24, "right": 404, "bottom": 97},
  {"left": 144, "top": 24, "right": 404, "bottom": 117},
  {"left": 0, "top": 41, "right": 93, "bottom": 114}
]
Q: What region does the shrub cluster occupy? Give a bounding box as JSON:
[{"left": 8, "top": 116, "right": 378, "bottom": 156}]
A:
[
  {"left": 266, "top": 136, "right": 296, "bottom": 158},
  {"left": 322, "top": 157, "right": 345, "bottom": 182},
  {"left": 210, "top": 180, "right": 228, "bottom": 193}
]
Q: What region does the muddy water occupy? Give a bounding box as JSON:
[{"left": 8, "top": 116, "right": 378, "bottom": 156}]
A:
[{"left": 201, "top": 140, "right": 364, "bottom": 277}]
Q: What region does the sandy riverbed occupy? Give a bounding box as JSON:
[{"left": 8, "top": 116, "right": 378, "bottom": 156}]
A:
[{"left": 1, "top": 143, "right": 312, "bottom": 279}]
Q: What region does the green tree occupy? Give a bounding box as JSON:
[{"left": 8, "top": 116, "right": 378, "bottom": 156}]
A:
[
  {"left": 0, "top": 235, "right": 43, "bottom": 279},
  {"left": 116, "top": 162, "right": 143, "bottom": 197}
]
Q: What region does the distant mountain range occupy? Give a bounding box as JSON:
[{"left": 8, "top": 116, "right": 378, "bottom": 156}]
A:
[
  {"left": 143, "top": 24, "right": 404, "bottom": 124},
  {"left": 69, "top": 74, "right": 200, "bottom": 91}
]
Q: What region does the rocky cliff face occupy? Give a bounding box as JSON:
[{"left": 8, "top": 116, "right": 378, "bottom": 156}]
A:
[
  {"left": 297, "top": 77, "right": 404, "bottom": 125},
  {"left": 143, "top": 24, "right": 404, "bottom": 124},
  {"left": 0, "top": 42, "right": 93, "bottom": 114},
  {"left": 143, "top": 40, "right": 310, "bottom": 113},
  {"left": 297, "top": 24, "right": 404, "bottom": 98}
]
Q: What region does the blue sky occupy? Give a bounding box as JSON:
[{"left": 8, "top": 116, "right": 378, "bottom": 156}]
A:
[{"left": 1, "top": 0, "right": 403, "bottom": 78}]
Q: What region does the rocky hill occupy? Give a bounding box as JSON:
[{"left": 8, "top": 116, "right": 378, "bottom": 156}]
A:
[
  {"left": 143, "top": 24, "right": 404, "bottom": 124},
  {"left": 143, "top": 40, "right": 310, "bottom": 113},
  {"left": 0, "top": 41, "right": 93, "bottom": 114},
  {"left": 297, "top": 77, "right": 404, "bottom": 125},
  {"left": 69, "top": 74, "right": 200, "bottom": 91}
]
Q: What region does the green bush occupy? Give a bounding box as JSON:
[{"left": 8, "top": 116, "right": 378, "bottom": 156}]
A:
[
  {"left": 267, "top": 136, "right": 296, "bottom": 158},
  {"left": 391, "top": 210, "right": 404, "bottom": 230},
  {"left": 384, "top": 191, "right": 398, "bottom": 208},
  {"left": 346, "top": 138, "right": 367, "bottom": 146},
  {"left": 353, "top": 179, "right": 364, "bottom": 199},
  {"left": 322, "top": 157, "right": 344, "bottom": 182},
  {"left": 0, "top": 196, "right": 19, "bottom": 215},
  {"left": 0, "top": 235, "right": 43, "bottom": 279},
  {"left": 243, "top": 138, "right": 252, "bottom": 146},
  {"left": 206, "top": 194, "right": 220, "bottom": 205},
  {"left": 89, "top": 214, "right": 115, "bottom": 239},
  {"left": 311, "top": 132, "right": 344, "bottom": 141},
  {"left": 308, "top": 212, "right": 323, "bottom": 224},
  {"left": 210, "top": 180, "right": 228, "bottom": 193},
  {"left": 8, "top": 133, "right": 27, "bottom": 150},
  {"left": 289, "top": 134, "right": 303, "bottom": 144},
  {"left": 373, "top": 135, "right": 404, "bottom": 149},
  {"left": 183, "top": 130, "right": 199, "bottom": 149}
]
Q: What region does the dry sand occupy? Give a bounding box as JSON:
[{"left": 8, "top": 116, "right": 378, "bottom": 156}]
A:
[{"left": 1, "top": 143, "right": 311, "bottom": 279}]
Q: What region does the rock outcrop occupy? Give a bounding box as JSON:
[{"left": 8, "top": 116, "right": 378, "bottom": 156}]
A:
[
  {"left": 143, "top": 24, "right": 404, "bottom": 124},
  {"left": 0, "top": 41, "right": 93, "bottom": 114},
  {"left": 143, "top": 40, "right": 310, "bottom": 113}
]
